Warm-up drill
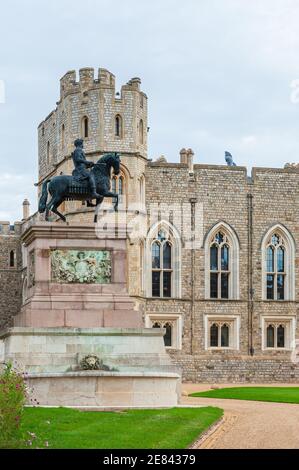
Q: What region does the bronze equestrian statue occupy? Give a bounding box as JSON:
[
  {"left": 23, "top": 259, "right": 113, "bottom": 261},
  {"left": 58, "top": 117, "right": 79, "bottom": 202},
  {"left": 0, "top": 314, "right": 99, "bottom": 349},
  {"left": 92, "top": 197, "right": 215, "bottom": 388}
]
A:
[{"left": 38, "top": 139, "right": 120, "bottom": 223}]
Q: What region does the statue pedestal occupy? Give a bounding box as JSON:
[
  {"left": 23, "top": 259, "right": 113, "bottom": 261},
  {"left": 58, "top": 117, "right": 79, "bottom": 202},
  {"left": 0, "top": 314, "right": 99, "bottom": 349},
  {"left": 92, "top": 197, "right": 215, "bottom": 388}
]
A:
[
  {"left": 0, "top": 222, "right": 181, "bottom": 407},
  {"left": 15, "top": 223, "right": 142, "bottom": 329}
]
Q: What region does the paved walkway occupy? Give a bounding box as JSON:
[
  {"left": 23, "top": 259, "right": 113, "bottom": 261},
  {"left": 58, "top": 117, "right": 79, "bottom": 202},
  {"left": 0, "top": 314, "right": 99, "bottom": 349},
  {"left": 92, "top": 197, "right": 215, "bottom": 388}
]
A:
[{"left": 182, "top": 384, "right": 299, "bottom": 449}]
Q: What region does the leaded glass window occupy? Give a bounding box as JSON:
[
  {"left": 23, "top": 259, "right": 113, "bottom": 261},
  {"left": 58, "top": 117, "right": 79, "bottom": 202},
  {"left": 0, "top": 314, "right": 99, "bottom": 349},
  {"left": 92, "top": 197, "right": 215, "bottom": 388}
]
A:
[
  {"left": 82, "top": 116, "right": 89, "bottom": 138},
  {"left": 151, "top": 321, "right": 173, "bottom": 347},
  {"left": 265, "top": 234, "right": 286, "bottom": 300},
  {"left": 209, "top": 321, "right": 231, "bottom": 348},
  {"left": 151, "top": 236, "right": 172, "bottom": 298},
  {"left": 209, "top": 232, "right": 230, "bottom": 299},
  {"left": 110, "top": 174, "right": 125, "bottom": 201},
  {"left": 210, "top": 323, "right": 219, "bottom": 347},
  {"left": 266, "top": 323, "right": 286, "bottom": 349},
  {"left": 115, "top": 115, "right": 122, "bottom": 137}
]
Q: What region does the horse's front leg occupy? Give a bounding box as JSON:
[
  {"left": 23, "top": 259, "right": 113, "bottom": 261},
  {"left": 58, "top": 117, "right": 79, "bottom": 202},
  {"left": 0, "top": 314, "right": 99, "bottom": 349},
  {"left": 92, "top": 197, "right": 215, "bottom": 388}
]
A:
[
  {"left": 102, "top": 191, "right": 119, "bottom": 212},
  {"left": 51, "top": 197, "right": 66, "bottom": 222}
]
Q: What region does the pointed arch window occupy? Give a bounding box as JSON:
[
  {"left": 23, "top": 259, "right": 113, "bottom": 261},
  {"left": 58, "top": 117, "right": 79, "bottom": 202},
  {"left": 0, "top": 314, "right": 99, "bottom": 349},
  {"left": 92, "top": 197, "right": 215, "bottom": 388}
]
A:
[
  {"left": 151, "top": 231, "right": 172, "bottom": 298},
  {"left": 262, "top": 226, "right": 295, "bottom": 301},
  {"left": 266, "top": 323, "right": 285, "bottom": 348},
  {"left": 139, "top": 119, "right": 144, "bottom": 144},
  {"left": 115, "top": 114, "right": 122, "bottom": 137},
  {"left": 266, "top": 234, "right": 286, "bottom": 300},
  {"left": 145, "top": 222, "right": 181, "bottom": 299},
  {"left": 46, "top": 141, "right": 51, "bottom": 165},
  {"left": 61, "top": 124, "right": 65, "bottom": 151},
  {"left": 209, "top": 231, "right": 230, "bottom": 299},
  {"left": 209, "top": 322, "right": 230, "bottom": 348},
  {"left": 111, "top": 174, "right": 125, "bottom": 196},
  {"left": 9, "top": 250, "right": 15, "bottom": 268},
  {"left": 210, "top": 323, "right": 219, "bottom": 347},
  {"left": 151, "top": 320, "right": 173, "bottom": 347},
  {"left": 205, "top": 223, "right": 239, "bottom": 300},
  {"left": 82, "top": 116, "right": 89, "bottom": 138}
]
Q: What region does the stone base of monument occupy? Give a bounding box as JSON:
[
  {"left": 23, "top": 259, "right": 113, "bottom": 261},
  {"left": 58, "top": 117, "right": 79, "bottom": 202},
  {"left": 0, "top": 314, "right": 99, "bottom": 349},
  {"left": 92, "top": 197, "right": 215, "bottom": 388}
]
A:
[
  {"left": 25, "top": 372, "right": 179, "bottom": 407},
  {"left": 0, "top": 222, "right": 181, "bottom": 407},
  {"left": 0, "top": 327, "right": 180, "bottom": 407}
]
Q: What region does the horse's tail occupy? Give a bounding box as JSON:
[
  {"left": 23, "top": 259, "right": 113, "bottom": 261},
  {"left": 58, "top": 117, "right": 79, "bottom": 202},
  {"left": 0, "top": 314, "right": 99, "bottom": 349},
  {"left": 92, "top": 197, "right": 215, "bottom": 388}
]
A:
[{"left": 38, "top": 179, "right": 51, "bottom": 213}]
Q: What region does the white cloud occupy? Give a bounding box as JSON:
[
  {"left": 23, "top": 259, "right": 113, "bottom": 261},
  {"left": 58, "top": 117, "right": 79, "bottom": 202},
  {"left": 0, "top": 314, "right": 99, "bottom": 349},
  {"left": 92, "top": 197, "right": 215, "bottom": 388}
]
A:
[{"left": 242, "top": 136, "right": 257, "bottom": 146}]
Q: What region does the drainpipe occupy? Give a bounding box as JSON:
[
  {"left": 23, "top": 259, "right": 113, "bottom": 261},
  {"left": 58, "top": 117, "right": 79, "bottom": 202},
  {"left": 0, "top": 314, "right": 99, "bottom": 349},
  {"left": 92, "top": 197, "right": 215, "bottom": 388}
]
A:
[
  {"left": 247, "top": 192, "right": 254, "bottom": 355},
  {"left": 189, "top": 197, "right": 197, "bottom": 355}
]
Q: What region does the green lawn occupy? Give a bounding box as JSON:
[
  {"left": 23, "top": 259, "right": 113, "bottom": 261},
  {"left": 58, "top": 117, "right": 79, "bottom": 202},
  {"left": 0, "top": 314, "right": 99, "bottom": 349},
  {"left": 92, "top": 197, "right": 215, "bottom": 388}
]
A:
[
  {"left": 190, "top": 387, "right": 299, "bottom": 404},
  {"left": 19, "top": 406, "right": 222, "bottom": 449}
]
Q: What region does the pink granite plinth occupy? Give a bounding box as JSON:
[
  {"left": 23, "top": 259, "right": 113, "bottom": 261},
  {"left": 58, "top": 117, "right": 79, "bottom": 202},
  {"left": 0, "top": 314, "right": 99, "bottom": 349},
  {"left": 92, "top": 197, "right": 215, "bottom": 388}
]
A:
[{"left": 16, "top": 223, "right": 142, "bottom": 329}]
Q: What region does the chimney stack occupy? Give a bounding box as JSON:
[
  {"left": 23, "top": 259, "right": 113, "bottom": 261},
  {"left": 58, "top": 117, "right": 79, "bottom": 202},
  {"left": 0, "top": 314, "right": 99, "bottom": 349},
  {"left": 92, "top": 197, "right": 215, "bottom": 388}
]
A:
[
  {"left": 22, "top": 199, "right": 30, "bottom": 220},
  {"left": 180, "top": 148, "right": 194, "bottom": 172},
  {"left": 180, "top": 148, "right": 187, "bottom": 164}
]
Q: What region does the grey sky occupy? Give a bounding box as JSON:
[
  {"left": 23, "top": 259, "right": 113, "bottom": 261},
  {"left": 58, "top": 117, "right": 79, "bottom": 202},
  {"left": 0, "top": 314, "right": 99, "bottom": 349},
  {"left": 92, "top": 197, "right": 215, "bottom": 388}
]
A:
[{"left": 0, "top": 0, "right": 299, "bottom": 221}]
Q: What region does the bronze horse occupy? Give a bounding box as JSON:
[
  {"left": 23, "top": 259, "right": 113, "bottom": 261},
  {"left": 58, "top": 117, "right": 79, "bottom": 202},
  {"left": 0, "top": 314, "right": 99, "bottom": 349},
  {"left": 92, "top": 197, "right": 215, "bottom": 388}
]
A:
[{"left": 38, "top": 153, "right": 120, "bottom": 223}]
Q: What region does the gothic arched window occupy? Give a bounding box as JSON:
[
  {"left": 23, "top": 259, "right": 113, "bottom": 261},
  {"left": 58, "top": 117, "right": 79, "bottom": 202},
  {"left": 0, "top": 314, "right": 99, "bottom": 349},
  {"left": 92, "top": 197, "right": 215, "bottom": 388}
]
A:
[
  {"left": 209, "top": 321, "right": 231, "bottom": 348},
  {"left": 205, "top": 223, "right": 239, "bottom": 300},
  {"left": 145, "top": 222, "right": 181, "bottom": 299},
  {"left": 266, "top": 234, "right": 285, "bottom": 300},
  {"left": 139, "top": 119, "right": 144, "bottom": 144},
  {"left": 151, "top": 321, "right": 173, "bottom": 347},
  {"left": 164, "top": 322, "right": 172, "bottom": 347},
  {"left": 262, "top": 226, "right": 295, "bottom": 301},
  {"left": 111, "top": 174, "right": 125, "bottom": 196},
  {"left": 151, "top": 231, "right": 172, "bottom": 298},
  {"left": 221, "top": 324, "right": 230, "bottom": 347},
  {"left": 61, "top": 124, "right": 65, "bottom": 151},
  {"left": 266, "top": 324, "right": 275, "bottom": 348},
  {"left": 46, "top": 141, "right": 51, "bottom": 165},
  {"left": 277, "top": 324, "right": 285, "bottom": 348},
  {"left": 82, "top": 116, "right": 89, "bottom": 138},
  {"left": 210, "top": 323, "right": 219, "bottom": 347},
  {"left": 209, "top": 231, "right": 230, "bottom": 299},
  {"left": 115, "top": 115, "right": 122, "bottom": 137},
  {"left": 9, "top": 250, "right": 15, "bottom": 267},
  {"left": 266, "top": 323, "right": 285, "bottom": 348}
]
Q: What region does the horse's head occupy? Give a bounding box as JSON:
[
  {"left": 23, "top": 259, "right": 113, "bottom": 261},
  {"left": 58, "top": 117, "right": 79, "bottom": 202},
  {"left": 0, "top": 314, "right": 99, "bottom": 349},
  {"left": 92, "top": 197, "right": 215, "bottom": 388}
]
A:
[{"left": 96, "top": 152, "right": 121, "bottom": 176}]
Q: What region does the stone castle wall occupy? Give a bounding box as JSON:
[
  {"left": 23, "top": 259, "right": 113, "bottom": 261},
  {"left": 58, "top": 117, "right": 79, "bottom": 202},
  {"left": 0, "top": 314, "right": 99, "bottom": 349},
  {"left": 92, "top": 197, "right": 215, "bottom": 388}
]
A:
[
  {"left": 142, "top": 162, "right": 299, "bottom": 381},
  {"left": 0, "top": 222, "right": 23, "bottom": 330},
  {"left": 168, "top": 353, "right": 299, "bottom": 383}
]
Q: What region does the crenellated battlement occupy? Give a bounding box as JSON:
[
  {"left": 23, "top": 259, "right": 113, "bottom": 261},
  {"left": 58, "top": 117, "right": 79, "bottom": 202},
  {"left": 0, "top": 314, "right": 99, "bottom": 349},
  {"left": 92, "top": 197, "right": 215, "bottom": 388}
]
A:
[
  {"left": 59, "top": 68, "right": 144, "bottom": 100},
  {"left": 38, "top": 67, "right": 148, "bottom": 182},
  {"left": 58, "top": 68, "right": 146, "bottom": 102},
  {"left": 0, "top": 221, "right": 22, "bottom": 236}
]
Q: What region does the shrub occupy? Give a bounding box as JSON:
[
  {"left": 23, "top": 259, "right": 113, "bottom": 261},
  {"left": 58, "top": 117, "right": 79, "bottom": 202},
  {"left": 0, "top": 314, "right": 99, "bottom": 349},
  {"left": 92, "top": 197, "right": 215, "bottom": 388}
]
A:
[{"left": 0, "top": 362, "right": 27, "bottom": 448}]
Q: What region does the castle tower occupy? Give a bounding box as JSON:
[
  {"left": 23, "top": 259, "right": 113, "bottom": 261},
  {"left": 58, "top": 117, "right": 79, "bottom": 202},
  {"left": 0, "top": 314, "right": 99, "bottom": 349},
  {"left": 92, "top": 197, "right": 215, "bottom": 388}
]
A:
[{"left": 37, "top": 67, "right": 148, "bottom": 222}]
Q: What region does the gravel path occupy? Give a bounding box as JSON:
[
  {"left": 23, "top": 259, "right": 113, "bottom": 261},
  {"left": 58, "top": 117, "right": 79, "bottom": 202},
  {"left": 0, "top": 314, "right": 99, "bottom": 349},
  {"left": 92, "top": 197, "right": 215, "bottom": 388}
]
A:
[{"left": 182, "top": 384, "right": 299, "bottom": 449}]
